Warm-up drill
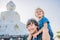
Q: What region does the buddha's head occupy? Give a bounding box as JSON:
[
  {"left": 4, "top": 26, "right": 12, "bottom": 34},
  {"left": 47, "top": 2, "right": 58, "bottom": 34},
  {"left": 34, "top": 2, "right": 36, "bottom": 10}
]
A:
[{"left": 6, "top": 1, "right": 16, "bottom": 11}]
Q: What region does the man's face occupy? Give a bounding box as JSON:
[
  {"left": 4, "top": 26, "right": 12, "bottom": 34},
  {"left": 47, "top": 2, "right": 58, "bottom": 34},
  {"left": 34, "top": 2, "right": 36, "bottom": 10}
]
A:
[{"left": 27, "top": 23, "right": 37, "bottom": 34}]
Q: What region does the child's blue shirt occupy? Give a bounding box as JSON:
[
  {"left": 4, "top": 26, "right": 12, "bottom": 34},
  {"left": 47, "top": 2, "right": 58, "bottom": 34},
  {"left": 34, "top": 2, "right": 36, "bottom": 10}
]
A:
[{"left": 32, "top": 17, "right": 54, "bottom": 40}]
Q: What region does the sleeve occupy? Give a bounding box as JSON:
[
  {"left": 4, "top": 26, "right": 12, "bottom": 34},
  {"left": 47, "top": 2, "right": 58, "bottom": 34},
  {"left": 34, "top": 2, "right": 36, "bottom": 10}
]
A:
[{"left": 42, "top": 17, "right": 50, "bottom": 24}]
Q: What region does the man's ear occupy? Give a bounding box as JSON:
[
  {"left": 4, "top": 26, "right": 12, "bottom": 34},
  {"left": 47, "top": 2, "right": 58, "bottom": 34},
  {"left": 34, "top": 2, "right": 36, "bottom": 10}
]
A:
[{"left": 36, "top": 26, "right": 38, "bottom": 29}]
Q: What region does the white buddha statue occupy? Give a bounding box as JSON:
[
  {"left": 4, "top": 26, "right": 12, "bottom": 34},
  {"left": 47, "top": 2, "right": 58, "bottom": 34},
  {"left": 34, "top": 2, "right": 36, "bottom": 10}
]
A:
[
  {"left": 1, "top": 1, "right": 20, "bottom": 22},
  {"left": 0, "top": 1, "right": 29, "bottom": 35}
]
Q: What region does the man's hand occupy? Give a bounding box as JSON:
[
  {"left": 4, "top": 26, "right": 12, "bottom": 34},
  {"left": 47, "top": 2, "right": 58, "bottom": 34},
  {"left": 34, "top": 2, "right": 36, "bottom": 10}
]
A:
[{"left": 27, "top": 34, "right": 33, "bottom": 40}]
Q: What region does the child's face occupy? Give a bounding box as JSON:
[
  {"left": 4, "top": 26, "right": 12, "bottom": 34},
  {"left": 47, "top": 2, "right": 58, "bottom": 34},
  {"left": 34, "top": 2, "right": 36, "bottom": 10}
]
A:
[
  {"left": 27, "top": 23, "right": 37, "bottom": 34},
  {"left": 35, "top": 9, "right": 44, "bottom": 19}
]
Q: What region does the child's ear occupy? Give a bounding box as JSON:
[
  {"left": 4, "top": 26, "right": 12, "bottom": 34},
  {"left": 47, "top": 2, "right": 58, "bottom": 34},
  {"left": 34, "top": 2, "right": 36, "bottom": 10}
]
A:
[{"left": 35, "top": 13, "right": 37, "bottom": 17}]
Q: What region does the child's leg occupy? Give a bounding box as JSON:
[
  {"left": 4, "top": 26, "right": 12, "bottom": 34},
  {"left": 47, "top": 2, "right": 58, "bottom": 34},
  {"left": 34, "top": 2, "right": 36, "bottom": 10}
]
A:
[{"left": 42, "top": 27, "right": 50, "bottom": 40}]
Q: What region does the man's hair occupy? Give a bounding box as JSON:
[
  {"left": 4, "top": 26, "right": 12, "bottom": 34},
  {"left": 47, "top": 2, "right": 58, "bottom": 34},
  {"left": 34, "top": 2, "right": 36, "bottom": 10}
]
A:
[{"left": 26, "top": 19, "right": 38, "bottom": 28}]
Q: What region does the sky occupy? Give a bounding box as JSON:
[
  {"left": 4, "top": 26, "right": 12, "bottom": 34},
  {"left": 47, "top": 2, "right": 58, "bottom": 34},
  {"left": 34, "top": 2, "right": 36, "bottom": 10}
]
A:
[{"left": 0, "top": 0, "right": 60, "bottom": 37}]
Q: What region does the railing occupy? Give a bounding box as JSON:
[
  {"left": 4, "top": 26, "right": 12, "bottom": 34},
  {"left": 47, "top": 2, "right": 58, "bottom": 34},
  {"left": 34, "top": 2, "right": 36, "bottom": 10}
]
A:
[{"left": 0, "top": 35, "right": 28, "bottom": 40}]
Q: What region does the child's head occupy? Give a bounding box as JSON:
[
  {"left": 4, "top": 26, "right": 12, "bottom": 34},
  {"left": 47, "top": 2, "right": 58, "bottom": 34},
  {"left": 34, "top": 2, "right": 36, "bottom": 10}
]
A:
[
  {"left": 26, "top": 19, "right": 38, "bottom": 34},
  {"left": 35, "top": 8, "right": 44, "bottom": 19}
]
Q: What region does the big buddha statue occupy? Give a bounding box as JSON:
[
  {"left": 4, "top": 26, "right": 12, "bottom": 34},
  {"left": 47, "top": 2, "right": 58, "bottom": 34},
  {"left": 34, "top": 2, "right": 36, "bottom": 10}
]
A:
[{"left": 0, "top": 1, "right": 28, "bottom": 36}]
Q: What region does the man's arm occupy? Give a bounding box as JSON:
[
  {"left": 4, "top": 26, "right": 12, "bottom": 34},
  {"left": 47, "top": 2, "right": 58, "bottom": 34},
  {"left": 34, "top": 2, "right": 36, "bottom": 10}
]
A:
[{"left": 27, "top": 34, "right": 33, "bottom": 40}]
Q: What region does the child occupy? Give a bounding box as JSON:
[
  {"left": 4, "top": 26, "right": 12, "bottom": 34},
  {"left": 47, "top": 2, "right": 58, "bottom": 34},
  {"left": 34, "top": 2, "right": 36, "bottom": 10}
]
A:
[{"left": 34, "top": 8, "right": 54, "bottom": 40}]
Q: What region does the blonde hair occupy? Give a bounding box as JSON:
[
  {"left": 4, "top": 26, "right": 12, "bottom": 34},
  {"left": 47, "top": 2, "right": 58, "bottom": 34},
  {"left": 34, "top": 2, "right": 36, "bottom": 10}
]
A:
[{"left": 35, "top": 8, "right": 44, "bottom": 17}]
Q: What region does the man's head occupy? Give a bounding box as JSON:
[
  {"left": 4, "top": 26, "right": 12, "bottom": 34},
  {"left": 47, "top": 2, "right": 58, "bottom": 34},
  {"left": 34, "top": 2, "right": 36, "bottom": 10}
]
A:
[{"left": 26, "top": 19, "right": 38, "bottom": 34}]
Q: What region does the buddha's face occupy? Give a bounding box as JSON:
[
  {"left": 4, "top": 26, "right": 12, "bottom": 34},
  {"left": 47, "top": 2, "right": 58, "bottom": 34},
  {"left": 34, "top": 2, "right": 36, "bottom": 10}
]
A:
[{"left": 6, "top": 1, "right": 16, "bottom": 11}]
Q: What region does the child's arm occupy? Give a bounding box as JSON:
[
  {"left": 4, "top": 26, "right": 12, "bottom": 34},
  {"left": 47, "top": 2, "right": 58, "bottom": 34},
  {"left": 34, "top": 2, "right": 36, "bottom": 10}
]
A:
[
  {"left": 37, "top": 22, "right": 49, "bottom": 35},
  {"left": 42, "top": 22, "right": 50, "bottom": 40},
  {"left": 43, "top": 22, "right": 49, "bottom": 32},
  {"left": 33, "top": 27, "right": 43, "bottom": 38},
  {"left": 33, "top": 22, "right": 49, "bottom": 38}
]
